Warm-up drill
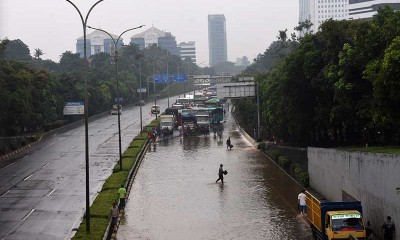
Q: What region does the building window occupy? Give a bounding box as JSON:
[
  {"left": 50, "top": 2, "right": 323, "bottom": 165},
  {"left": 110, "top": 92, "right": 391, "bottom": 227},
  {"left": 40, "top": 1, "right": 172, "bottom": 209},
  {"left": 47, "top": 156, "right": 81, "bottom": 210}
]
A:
[{"left": 94, "top": 45, "right": 101, "bottom": 54}]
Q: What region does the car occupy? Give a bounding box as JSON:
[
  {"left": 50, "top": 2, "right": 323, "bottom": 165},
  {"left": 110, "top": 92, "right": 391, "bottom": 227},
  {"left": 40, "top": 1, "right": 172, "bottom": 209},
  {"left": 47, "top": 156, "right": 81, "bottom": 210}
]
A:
[
  {"left": 136, "top": 100, "right": 145, "bottom": 106},
  {"left": 150, "top": 105, "right": 160, "bottom": 114},
  {"left": 111, "top": 104, "right": 122, "bottom": 115}
]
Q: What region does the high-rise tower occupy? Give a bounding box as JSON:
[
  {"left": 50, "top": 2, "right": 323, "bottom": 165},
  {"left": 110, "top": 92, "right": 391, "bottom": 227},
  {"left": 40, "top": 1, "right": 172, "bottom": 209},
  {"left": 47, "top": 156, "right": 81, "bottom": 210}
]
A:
[{"left": 208, "top": 14, "right": 227, "bottom": 67}]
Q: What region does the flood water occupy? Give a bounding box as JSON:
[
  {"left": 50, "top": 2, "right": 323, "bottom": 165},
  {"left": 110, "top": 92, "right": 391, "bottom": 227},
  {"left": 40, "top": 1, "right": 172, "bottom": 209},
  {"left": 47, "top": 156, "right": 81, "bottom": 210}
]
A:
[{"left": 117, "top": 111, "right": 312, "bottom": 240}]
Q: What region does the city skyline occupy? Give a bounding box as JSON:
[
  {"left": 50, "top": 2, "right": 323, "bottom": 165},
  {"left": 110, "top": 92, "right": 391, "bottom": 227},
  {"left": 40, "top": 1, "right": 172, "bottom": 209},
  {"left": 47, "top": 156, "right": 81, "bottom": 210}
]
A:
[{"left": 0, "top": 0, "right": 298, "bottom": 66}]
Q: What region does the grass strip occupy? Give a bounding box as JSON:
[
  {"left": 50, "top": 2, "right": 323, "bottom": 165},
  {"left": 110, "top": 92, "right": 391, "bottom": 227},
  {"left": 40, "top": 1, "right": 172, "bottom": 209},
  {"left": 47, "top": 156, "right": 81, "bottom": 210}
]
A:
[
  {"left": 339, "top": 146, "right": 400, "bottom": 154},
  {"left": 71, "top": 218, "right": 109, "bottom": 240}
]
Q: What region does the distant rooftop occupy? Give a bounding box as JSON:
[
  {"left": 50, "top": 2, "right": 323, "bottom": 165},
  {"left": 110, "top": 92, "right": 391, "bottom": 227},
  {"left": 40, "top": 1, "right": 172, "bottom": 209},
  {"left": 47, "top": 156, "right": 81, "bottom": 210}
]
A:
[
  {"left": 77, "top": 29, "right": 119, "bottom": 40},
  {"left": 130, "top": 26, "right": 174, "bottom": 38}
]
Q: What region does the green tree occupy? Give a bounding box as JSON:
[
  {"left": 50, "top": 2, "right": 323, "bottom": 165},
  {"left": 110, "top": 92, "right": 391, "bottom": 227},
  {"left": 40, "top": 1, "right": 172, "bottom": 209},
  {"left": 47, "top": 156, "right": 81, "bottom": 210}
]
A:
[
  {"left": 34, "top": 48, "right": 44, "bottom": 59},
  {"left": 1, "top": 39, "right": 31, "bottom": 61}
]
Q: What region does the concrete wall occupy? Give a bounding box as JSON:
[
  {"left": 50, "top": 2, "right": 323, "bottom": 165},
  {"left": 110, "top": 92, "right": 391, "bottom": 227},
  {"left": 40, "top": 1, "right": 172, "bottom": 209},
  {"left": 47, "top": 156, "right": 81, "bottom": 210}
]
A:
[{"left": 308, "top": 147, "right": 400, "bottom": 239}]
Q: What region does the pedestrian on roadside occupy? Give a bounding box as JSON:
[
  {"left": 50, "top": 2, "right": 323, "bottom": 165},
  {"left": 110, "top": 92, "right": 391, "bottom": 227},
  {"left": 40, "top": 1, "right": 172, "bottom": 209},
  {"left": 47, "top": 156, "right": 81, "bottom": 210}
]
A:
[
  {"left": 366, "top": 220, "right": 374, "bottom": 240},
  {"left": 226, "top": 137, "right": 232, "bottom": 150},
  {"left": 297, "top": 189, "right": 307, "bottom": 215},
  {"left": 118, "top": 184, "right": 127, "bottom": 210},
  {"left": 217, "top": 126, "right": 222, "bottom": 140},
  {"left": 381, "top": 216, "right": 395, "bottom": 240},
  {"left": 110, "top": 202, "right": 119, "bottom": 232},
  {"left": 147, "top": 131, "right": 152, "bottom": 143},
  {"left": 215, "top": 164, "right": 224, "bottom": 184}
]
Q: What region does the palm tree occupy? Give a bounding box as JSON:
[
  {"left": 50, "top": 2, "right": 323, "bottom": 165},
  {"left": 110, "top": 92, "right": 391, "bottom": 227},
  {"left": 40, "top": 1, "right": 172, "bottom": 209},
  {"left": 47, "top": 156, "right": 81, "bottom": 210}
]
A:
[{"left": 34, "top": 48, "right": 44, "bottom": 59}]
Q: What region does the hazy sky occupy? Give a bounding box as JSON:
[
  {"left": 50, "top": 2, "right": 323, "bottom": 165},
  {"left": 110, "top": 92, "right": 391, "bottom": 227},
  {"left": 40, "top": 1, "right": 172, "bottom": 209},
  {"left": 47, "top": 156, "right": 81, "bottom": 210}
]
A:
[{"left": 0, "top": 0, "right": 299, "bottom": 65}]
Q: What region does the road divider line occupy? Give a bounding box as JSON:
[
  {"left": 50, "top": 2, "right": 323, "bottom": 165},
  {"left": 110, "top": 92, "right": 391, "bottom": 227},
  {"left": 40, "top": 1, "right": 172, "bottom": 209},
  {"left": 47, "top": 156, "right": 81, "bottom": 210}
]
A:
[
  {"left": 23, "top": 174, "right": 33, "bottom": 181},
  {"left": 22, "top": 209, "right": 35, "bottom": 221},
  {"left": 1, "top": 190, "right": 11, "bottom": 197},
  {"left": 71, "top": 145, "right": 77, "bottom": 149},
  {"left": 47, "top": 189, "right": 56, "bottom": 196},
  {"left": 0, "top": 154, "right": 32, "bottom": 172}
]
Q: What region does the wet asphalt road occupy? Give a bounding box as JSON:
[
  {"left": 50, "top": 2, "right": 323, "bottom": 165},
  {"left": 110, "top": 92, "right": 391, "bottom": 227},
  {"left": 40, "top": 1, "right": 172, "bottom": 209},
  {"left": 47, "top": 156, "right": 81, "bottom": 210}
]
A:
[
  {"left": 0, "top": 97, "right": 170, "bottom": 240},
  {"left": 117, "top": 110, "right": 312, "bottom": 240}
]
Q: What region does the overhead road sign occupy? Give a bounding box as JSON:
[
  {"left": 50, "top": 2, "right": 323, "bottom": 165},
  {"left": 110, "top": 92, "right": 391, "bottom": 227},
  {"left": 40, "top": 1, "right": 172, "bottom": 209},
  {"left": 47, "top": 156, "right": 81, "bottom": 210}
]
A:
[
  {"left": 153, "top": 74, "right": 169, "bottom": 83},
  {"left": 153, "top": 74, "right": 187, "bottom": 83},
  {"left": 174, "top": 74, "right": 188, "bottom": 82},
  {"left": 216, "top": 82, "right": 256, "bottom": 99},
  {"left": 63, "top": 101, "right": 84, "bottom": 115},
  {"left": 189, "top": 75, "right": 232, "bottom": 85},
  {"left": 238, "top": 77, "right": 255, "bottom": 82},
  {"left": 114, "top": 97, "right": 124, "bottom": 103}
]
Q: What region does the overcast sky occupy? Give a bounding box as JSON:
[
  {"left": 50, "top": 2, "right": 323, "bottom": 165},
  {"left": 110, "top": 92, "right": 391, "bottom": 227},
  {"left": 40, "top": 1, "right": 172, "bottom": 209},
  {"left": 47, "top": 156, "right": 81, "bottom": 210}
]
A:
[{"left": 0, "top": 0, "right": 299, "bottom": 65}]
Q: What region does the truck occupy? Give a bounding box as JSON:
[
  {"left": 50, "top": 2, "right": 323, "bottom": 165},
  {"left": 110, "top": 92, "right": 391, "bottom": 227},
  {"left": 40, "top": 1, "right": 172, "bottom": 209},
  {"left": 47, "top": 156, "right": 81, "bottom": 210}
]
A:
[
  {"left": 181, "top": 114, "right": 197, "bottom": 136},
  {"left": 192, "top": 107, "right": 211, "bottom": 133},
  {"left": 209, "top": 107, "right": 224, "bottom": 124},
  {"left": 159, "top": 115, "right": 175, "bottom": 136},
  {"left": 306, "top": 191, "right": 367, "bottom": 240}
]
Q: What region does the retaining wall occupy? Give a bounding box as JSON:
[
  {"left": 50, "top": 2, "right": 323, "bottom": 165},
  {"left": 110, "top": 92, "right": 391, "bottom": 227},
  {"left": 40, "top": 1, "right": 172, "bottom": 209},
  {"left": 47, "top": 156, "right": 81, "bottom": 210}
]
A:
[{"left": 308, "top": 147, "right": 400, "bottom": 239}]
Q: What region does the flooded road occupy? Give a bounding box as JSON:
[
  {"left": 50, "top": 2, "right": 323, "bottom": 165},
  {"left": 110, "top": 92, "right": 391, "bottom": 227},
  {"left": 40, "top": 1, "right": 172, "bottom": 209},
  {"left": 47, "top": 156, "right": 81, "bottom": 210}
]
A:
[{"left": 117, "top": 111, "right": 312, "bottom": 240}]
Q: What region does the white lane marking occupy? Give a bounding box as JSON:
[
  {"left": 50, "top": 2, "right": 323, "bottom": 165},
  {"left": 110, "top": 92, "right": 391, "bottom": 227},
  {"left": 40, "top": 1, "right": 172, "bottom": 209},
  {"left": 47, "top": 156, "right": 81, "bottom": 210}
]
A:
[
  {"left": 73, "top": 130, "right": 80, "bottom": 134},
  {"left": 41, "top": 141, "right": 56, "bottom": 150},
  {"left": 22, "top": 209, "right": 35, "bottom": 221},
  {"left": 71, "top": 145, "right": 77, "bottom": 149},
  {"left": 1, "top": 190, "right": 10, "bottom": 197},
  {"left": 41, "top": 163, "right": 49, "bottom": 169},
  {"left": 0, "top": 154, "right": 32, "bottom": 172},
  {"left": 23, "top": 174, "right": 33, "bottom": 181},
  {"left": 47, "top": 189, "right": 56, "bottom": 197}
]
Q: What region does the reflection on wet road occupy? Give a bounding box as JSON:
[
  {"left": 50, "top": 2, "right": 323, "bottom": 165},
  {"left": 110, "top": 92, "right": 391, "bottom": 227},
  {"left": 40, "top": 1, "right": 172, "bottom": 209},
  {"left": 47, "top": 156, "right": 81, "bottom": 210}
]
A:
[{"left": 117, "top": 111, "right": 312, "bottom": 240}]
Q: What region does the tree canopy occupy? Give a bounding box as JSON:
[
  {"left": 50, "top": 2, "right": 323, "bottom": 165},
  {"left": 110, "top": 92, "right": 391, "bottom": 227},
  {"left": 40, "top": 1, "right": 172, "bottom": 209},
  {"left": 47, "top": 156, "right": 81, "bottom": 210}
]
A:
[
  {"left": 0, "top": 39, "right": 199, "bottom": 136},
  {"left": 235, "top": 6, "right": 400, "bottom": 146}
]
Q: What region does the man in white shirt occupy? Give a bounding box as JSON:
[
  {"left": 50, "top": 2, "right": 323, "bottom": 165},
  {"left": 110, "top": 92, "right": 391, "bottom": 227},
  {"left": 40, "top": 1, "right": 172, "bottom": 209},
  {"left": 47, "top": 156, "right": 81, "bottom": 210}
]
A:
[{"left": 297, "top": 189, "right": 307, "bottom": 215}]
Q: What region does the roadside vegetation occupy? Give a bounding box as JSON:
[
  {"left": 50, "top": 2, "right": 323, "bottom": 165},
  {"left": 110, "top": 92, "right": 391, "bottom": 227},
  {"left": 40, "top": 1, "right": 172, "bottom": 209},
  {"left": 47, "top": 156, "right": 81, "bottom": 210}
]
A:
[
  {"left": 0, "top": 41, "right": 199, "bottom": 138},
  {"left": 338, "top": 146, "right": 400, "bottom": 154},
  {"left": 0, "top": 40, "right": 197, "bottom": 155},
  {"left": 258, "top": 142, "right": 309, "bottom": 187},
  {"left": 235, "top": 7, "right": 400, "bottom": 148}
]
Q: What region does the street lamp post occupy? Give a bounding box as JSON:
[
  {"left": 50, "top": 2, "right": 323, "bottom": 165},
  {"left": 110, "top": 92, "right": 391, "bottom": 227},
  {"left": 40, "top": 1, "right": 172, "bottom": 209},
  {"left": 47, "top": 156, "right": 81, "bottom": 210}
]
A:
[
  {"left": 65, "top": 0, "right": 105, "bottom": 232},
  {"left": 257, "top": 81, "right": 261, "bottom": 139},
  {"left": 170, "top": 59, "right": 180, "bottom": 98},
  {"left": 183, "top": 62, "right": 191, "bottom": 97},
  {"left": 139, "top": 54, "right": 143, "bottom": 133},
  {"left": 166, "top": 52, "right": 170, "bottom": 107},
  {"left": 145, "top": 55, "right": 158, "bottom": 119},
  {"left": 87, "top": 25, "right": 145, "bottom": 172}
]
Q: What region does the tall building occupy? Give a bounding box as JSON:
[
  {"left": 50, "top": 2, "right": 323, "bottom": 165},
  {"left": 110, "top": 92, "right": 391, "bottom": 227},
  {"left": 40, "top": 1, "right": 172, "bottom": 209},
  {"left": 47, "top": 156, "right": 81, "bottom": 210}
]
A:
[
  {"left": 348, "top": 0, "right": 400, "bottom": 19},
  {"left": 299, "top": 0, "right": 315, "bottom": 36},
  {"left": 130, "top": 26, "right": 179, "bottom": 56},
  {"left": 299, "top": 0, "right": 400, "bottom": 35},
  {"left": 178, "top": 41, "right": 196, "bottom": 63},
  {"left": 76, "top": 30, "right": 122, "bottom": 58},
  {"left": 208, "top": 14, "right": 227, "bottom": 67},
  {"left": 299, "top": 0, "right": 349, "bottom": 35}
]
